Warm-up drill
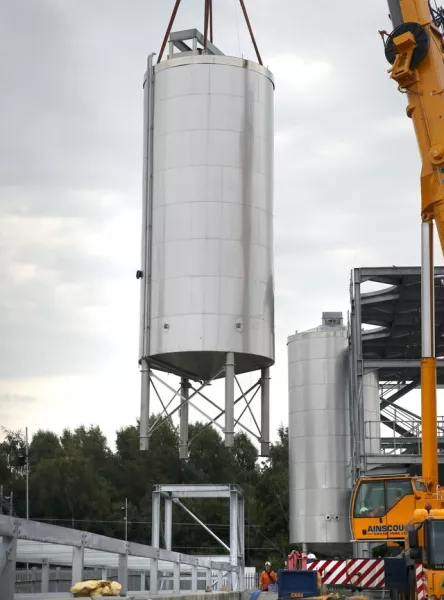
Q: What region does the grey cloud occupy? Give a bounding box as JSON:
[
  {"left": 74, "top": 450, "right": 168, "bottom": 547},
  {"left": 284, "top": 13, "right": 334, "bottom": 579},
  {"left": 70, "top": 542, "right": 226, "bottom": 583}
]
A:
[
  {"left": 0, "top": 0, "right": 429, "bottom": 432},
  {"left": 0, "top": 394, "right": 37, "bottom": 421}
]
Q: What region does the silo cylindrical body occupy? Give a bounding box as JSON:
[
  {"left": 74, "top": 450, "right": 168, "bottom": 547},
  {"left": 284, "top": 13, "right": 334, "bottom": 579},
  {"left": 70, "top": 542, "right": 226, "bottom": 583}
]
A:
[
  {"left": 288, "top": 314, "right": 351, "bottom": 549},
  {"left": 140, "top": 54, "right": 275, "bottom": 381},
  {"left": 363, "top": 371, "right": 381, "bottom": 455}
]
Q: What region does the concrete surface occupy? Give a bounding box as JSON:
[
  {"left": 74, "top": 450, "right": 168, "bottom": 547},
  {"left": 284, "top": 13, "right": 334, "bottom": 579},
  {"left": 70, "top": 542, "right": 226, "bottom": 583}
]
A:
[{"left": 15, "top": 591, "right": 245, "bottom": 600}]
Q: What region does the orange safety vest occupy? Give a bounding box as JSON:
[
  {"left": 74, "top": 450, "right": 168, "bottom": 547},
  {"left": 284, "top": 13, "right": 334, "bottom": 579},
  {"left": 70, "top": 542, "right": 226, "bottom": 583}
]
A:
[{"left": 260, "top": 570, "right": 277, "bottom": 590}]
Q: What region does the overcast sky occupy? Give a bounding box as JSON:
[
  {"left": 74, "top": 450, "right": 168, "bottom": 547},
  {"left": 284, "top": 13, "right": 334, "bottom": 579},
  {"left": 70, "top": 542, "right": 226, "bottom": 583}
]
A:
[{"left": 0, "top": 0, "right": 439, "bottom": 446}]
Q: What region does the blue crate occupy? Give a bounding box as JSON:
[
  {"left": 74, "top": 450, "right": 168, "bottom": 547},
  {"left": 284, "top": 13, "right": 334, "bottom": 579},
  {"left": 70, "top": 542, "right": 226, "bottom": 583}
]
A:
[
  {"left": 277, "top": 569, "right": 319, "bottom": 599},
  {"left": 384, "top": 558, "right": 408, "bottom": 590}
]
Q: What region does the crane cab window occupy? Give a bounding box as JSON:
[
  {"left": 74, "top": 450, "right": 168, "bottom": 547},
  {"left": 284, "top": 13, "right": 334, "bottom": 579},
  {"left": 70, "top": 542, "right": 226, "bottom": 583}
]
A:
[
  {"left": 354, "top": 481, "right": 386, "bottom": 518},
  {"left": 354, "top": 479, "right": 414, "bottom": 518},
  {"left": 426, "top": 519, "right": 444, "bottom": 568},
  {"left": 414, "top": 480, "right": 428, "bottom": 493},
  {"left": 386, "top": 480, "right": 413, "bottom": 509}
]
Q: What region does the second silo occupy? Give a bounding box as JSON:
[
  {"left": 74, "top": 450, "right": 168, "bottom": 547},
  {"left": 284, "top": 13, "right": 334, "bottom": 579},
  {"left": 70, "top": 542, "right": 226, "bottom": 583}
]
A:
[{"left": 288, "top": 312, "right": 351, "bottom": 554}]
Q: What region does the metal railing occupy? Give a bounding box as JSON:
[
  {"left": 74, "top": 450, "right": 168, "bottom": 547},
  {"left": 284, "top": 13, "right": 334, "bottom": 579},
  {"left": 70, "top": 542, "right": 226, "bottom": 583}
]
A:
[
  {"left": 0, "top": 514, "right": 240, "bottom": 599},
  {"left": 14, "top": 568, "right": 258, "bottom": 595},
  {"left": 365, "top": 415, "right": 444, "bottom": 455}
]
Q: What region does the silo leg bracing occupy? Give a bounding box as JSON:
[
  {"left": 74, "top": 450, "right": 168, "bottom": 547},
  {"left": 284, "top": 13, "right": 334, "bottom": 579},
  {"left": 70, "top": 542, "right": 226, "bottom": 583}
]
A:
[
  {"left": 288, "top": 312, "right": 351, "bottom": 557},
  {"left": 137, "top": 29, "right": 275, "bottom": 455}
]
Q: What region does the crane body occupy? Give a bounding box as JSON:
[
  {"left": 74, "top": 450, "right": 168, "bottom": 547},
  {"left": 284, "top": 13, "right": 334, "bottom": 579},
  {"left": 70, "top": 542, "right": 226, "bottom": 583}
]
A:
[{"left": 350, "top": 1, "right": 444, "bottom": 597}]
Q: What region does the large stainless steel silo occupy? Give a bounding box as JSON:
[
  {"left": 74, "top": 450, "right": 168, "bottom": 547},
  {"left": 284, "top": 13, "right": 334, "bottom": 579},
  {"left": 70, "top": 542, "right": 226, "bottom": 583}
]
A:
[
  {"left": 287, "top": 312, "right": 351, "bottom": 554},
  {"left": 139, "top": 31, "right": 274, "bottom": 457}
]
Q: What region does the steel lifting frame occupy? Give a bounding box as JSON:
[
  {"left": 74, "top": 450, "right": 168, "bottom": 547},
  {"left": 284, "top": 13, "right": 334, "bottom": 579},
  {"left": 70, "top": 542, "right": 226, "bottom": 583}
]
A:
[{"left": 152, "top": 484, "right": 245, "bottom": 592}]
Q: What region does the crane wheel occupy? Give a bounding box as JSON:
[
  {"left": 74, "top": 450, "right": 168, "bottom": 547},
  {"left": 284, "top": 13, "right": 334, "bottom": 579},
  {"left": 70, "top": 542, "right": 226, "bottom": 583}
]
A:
[{"left": 385, "top": 22, "right": 430, "bottom": 68}]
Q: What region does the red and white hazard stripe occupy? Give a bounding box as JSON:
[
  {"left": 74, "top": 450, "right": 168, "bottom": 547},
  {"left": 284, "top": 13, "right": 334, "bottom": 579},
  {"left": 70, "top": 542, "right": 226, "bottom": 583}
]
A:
[
  {"left": 417, "top": 564, "right": 425, "bottom": 600},
  {"left": 307, "top": 559, "right": 385, "bottom": 588},
  {"left": 307, "top": 560, "right": 425, "bottom": 597}
]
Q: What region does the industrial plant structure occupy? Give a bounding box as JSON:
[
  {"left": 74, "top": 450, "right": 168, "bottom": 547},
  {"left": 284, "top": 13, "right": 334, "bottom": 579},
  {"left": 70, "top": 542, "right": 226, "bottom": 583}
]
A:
[{"left": 287, "top": 268, "right": 444, "bottom": 557}]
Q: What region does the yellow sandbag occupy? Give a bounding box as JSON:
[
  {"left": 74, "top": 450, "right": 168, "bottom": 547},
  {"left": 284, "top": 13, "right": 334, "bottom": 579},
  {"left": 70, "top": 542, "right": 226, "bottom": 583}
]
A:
[
  {"left": 71, "top": 580, "right": 122, "bottom": 597},
  {"left": 91, "top": 582, "right": 122, "bottom": 597}
]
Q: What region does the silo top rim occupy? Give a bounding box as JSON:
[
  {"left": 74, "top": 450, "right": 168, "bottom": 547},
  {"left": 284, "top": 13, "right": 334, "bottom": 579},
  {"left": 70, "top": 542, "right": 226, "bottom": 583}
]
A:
[{"left": 152, "top": 54, "right": 274, "bottom": 87}]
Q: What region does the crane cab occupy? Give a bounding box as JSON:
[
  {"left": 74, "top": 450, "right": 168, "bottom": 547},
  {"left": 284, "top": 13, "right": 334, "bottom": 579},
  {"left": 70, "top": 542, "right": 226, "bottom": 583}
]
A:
[{"left": 350, "top": 475, "right": 427, "bottom": 542}]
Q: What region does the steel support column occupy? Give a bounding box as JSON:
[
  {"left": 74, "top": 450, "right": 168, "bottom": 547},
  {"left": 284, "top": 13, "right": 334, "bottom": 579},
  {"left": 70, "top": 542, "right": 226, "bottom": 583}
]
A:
[
  {"left": 0, "top": 534, "right": 17, "bottom": 600},
  {"left": 205, "top": 565, "right": 212, "bottom": 591},
  {"left": 164, "top": 495, "right": 173, "bottom": 551},
  {"left": 151, "top": 489, "right": 160, "bottom": 548},
  {"left": 140, "top": 362, "right": 151, "bottom": 451},
  {"left": 173, "top": 561, "right": 180, "bottom": 594},
  {"left": 72, "top": 546, "right": 84, "bottom": 587},
  {"left": 260, "top": 367, "right": 270, "bottom": 456},
  {"left": 179, "top": 377, "right": 190, "bottom": 459},
  {"left": 140, "top": 571, "right": 146, "bottom": 591},
  {"left": 230, "top": 488, "right": 239, "bottom": 590},
  {"left": 191, "top": 564, "right": 198, "bottom": 592},
  {"left": 150, "top": 558, "right": 158, "bottom": 595},
  {"left": 354, "top": 270, "right": 366, "bottom": 473},
  {"left": 238, "top": 493, "right": 245, "bottom": 591},
  {"left": 118, "top": 553, "right": 128, "bottom": 596},
  {"left": 349, "top": 305, "right": 358, "bottom": 481},
  {"left": 225, "top": 352, "right": 235, "bottom": 447},
  {"left": 41, "top": 559, "right": 49, "bottom": 593}
]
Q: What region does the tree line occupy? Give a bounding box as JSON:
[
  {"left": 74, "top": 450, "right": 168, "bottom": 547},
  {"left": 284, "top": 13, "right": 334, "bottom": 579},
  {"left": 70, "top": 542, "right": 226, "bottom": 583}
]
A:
[{"left": 0, "top": 418, "right": 289, "bottom": 569}]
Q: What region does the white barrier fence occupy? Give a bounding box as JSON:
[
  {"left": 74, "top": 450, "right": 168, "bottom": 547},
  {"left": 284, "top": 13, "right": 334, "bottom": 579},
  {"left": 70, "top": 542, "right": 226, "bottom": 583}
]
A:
[{"left": 0, "top": 514, "right": 241, "bottom": 599}]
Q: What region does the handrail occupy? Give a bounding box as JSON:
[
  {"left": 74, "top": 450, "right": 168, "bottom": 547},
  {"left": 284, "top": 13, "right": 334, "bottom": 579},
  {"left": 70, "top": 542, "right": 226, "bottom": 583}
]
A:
[{"left": 0, "top": 515, "right": 238, "bottom": 600}]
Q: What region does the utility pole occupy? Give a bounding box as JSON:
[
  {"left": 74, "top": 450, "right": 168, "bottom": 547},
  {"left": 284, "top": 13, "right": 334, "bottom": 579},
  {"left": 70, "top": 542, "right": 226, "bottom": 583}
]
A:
[
  {"left": 125, "top": 497, "right": 128, "bottom": 542},
  {"left": 25, "top": 426, "right": 29, "bottom": 520},
  {"left": 122, "top": 498, "right": 128, "bottom": 542}
]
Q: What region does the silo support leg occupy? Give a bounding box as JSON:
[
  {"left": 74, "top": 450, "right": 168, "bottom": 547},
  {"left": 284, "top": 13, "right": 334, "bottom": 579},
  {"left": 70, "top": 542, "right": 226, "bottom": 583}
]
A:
[
  {"left": 140, "top": 360, "right": 151, "bottom": 451},
  {"left": 260, "top": 367, "right": 270, "bottom": 456},
  {"left": 225, "top": 352, "right": 235, "bottom": 447},
  {"left": 179, "top": 377, "right": 190, "bottom": 459}
]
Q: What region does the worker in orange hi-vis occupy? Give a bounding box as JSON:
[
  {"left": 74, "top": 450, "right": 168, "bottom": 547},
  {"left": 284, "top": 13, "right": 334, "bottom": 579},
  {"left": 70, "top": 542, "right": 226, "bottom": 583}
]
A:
[{"left": 259, "top": 561, "right": 277, "bottom": 591}]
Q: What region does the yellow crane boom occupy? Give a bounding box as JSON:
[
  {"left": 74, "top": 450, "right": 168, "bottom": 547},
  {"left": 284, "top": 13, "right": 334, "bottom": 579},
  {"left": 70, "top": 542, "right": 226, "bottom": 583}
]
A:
[
  {"left": 348, "top": 5, "right": 444, "bottom": 598},
  {"left": 385, "top": 0, "right": 444, "bottom": 490},
  {"left": 350, "top": 4, "right": 444, "bottom": 597}
]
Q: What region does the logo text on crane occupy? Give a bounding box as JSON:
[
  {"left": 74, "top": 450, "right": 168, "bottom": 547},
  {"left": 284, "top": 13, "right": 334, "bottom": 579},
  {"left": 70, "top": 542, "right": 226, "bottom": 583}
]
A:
[{"left": 367, "top": 525, "right": 405, "bottom": 534}]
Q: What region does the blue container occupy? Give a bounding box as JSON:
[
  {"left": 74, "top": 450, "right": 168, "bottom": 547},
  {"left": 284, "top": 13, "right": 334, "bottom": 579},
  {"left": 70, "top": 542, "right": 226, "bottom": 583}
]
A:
[
  {"left": 384, "top": 558, "right": 408, "bottom": 590},
  {"left": 277, "top": 569, "right": 319, "bottom": 599}
]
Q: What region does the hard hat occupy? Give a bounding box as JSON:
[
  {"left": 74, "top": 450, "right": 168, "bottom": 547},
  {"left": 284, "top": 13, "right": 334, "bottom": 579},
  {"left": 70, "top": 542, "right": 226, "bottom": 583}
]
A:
[{"left": 265, "top": 561, "right": 271, "bottom": 566}]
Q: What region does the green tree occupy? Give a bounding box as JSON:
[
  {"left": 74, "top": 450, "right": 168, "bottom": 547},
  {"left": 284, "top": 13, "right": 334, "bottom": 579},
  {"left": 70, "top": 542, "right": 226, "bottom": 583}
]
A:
[
  {"left": 0, "top": 419, "right": 291, "bottom": 567},
  {"left": 254, "top": 426, "right": 289, "bottom": 567}
]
